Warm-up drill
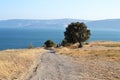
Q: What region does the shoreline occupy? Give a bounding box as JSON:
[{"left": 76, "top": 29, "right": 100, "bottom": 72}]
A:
[{"left": 0, "top": 41, "right": 120, "bottom": 51}]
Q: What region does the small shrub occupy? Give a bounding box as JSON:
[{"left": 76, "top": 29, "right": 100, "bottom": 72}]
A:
[
  {"left": 44, "top": 40, "right": 56, "bottom": 48},
  {"left": 28, "top": 43, "right": 34, "bottom": 49},
  {"left": 56, "top": 44, "right": 61, "bottom": 48},
  {"left": 61, "top": 39, "right": 71, "bottom": 47},
  {"left": 84, "top": 42, "right": 89, "bottom": 45}
]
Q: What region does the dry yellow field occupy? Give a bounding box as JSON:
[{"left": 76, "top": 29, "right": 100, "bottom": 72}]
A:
[
  {"left": 89, "top": 41, "right": 120, "bottom": 47},
  {"left": 55, "top": 41, "right": 120, "bottom": 80},
  {"left": 0, "top": 48, "right": 45, "bottom": 80},
  {"left": 56, "top": 41, "right": 120, "bottom": 60},
  {"left": 0, "top": 41, "right": 120, "bottom": 80}
]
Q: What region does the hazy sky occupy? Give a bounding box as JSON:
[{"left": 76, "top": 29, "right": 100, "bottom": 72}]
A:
[{"left": 0, "top": 0, "right": 120, "bottom": 20}]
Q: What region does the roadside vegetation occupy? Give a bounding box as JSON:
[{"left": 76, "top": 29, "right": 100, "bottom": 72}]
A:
[
  {"left": 0, "top": 48, "right": 45, "bottom": 80},
  {"left": 44, "top": 40, "right": 56, "bottom": 48},
  {"left": 56, "top": 42, "right": 120, "bottom": 61},
  {"left": 62, "top": 22, "right": 91, "bottom": 48},
  {"left": 55, "top": 41, "right": 120, "bottom": 80}
]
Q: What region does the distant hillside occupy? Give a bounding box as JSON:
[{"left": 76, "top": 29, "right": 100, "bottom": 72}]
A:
[
  {"left": 0, "top": 19, "right": 86, "bottom": 29},
  {"left": 0, "top": 19, "right": 120, "bottom": 30},
  {"left": 86, "top": 19, "right": 120, "bottom": 30}
]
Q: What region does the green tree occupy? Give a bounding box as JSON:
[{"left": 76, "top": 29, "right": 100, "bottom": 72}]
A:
[
  {"left": 64, "top": 22, "right": 91, "bottom": 48},
  {"left": 44, "top": 40, "right": 56, "bottom": 47}
]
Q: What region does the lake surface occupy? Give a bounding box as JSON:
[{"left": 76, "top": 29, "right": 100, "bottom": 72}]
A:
[{"left": 0, "top": 28, "right": 120, "bottom": 50}]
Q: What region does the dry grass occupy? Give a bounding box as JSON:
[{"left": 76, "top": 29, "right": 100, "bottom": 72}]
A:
[
  {"left": 55, "top": 41, "right": 120, "bottom": 80},
  {"left": 89, "top": 41, "right": 120, "bottom": 47},
  {"left": 0, "top": 48, "right": 45, "bottom": 80},
  {"left": 56, "top": 41, "right": 120, "bottom": 61},
  {"left": 56, "top": 46, "right": 120, "bottom": 61}
]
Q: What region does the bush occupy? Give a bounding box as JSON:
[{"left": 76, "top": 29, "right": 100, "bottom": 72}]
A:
[
  {"left": 84, "top": 42, "right": 89, "bottom": 45},
  {"left": 44, "top": 40, "right": 56, "bottom": 48},
  {"left": 61, "top": 39, "right": 71, "bottom": 47},
  {"left": 28, "top": 43, "right": 34, "bottom": 49}
]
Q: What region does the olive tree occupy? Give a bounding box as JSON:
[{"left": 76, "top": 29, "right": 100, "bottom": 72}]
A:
[{"left": 64, "top": 22, "right": 91, "bottom": 48}]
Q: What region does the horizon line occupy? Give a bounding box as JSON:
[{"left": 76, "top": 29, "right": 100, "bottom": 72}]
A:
[{"left": 0, "top": 18, "right": 120, "bottom": 21}]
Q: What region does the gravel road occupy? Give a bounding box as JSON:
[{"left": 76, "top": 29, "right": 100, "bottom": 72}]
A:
[
  {"left": 29, "top": 50, "right": 86, "bottom": 80},
  {"left": 28, "top": 50, "right": 120, "bottom": 80}
]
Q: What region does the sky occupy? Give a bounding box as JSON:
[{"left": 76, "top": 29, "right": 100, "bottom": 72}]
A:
[{"left": 0, "top": 0, "right": 120, "bottom": 20}]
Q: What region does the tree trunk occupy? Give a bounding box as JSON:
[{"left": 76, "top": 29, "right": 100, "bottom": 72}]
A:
[{"left": 78, "top": 42, "right": 83, "bottom": 48}]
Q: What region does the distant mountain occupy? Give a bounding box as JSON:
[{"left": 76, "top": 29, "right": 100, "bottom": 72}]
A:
[
  {"left": 86, "top": 19, "right": 120, "bottom": 30},
  {"left": 0, "top": 19, "right": 120, "bottom": 30},
  {"left": 0, "top": 19, "right": 87, "bottom": 29}
]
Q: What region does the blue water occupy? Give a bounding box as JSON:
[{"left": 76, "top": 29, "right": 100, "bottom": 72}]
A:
[
  {"left": 0, "top": 28, "right": 120, "bottom": 50},
  {"left": 90, "top": 30, "right": 120, "bottom": 42}
]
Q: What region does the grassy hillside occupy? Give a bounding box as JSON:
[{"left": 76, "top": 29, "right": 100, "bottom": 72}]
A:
[
  {"left": 55, "top": 41, "right": 120, "bottom": 80},
  {"left": 0, "top": 48, "right": 45, "bottom": 80},
  {"left": 0, "top": 41, "right": 120, "bottom": 80}
]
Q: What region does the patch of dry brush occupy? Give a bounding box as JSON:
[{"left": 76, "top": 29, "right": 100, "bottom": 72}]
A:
[
  {"left": 55, "top": 41, "right": 120, "bottom": 80},
  {"left": 0, "top": 48, "right": 45, "bottom": 80}
]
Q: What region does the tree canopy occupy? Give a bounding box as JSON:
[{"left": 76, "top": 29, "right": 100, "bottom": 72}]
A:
[{"left": 64, "top": 22, "right": 91, "bottom": 47}]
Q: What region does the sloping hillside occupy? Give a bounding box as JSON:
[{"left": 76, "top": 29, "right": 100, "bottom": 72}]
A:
[
  {"left": 86, "top": 19, "right": 120, "bottom": 30},
  {"left": 0, "top": 19, "right": 120, "bottom": 30}
]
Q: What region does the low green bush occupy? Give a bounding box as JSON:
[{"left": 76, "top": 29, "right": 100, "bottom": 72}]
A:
[
  {"left": 28, "top": 43, "right": 34, "bottom": 49},
  {"left": 61, "top": 39, "right": 71, "bottom": 47},
  {"left": 44, "top": 40, "right": 56, "bottom": 48}
]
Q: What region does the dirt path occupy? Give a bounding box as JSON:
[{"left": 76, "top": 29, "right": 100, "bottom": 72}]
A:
[
  {"left": 29, "top": 50, "right": 86, "bottom": 80},
  {"left": 28, "top": 50, "right": 120, "bottom": 80}
]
